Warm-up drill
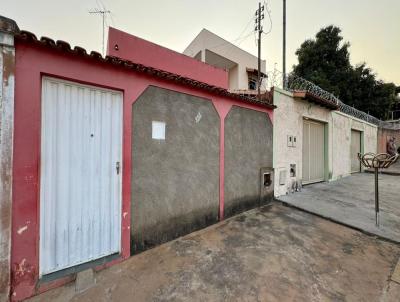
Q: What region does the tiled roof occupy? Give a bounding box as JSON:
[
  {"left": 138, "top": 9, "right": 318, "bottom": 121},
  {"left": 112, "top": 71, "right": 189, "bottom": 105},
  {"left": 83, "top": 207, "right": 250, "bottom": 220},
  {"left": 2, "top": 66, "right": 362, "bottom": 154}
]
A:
[
  {"left": 293, "top": 91, "right": 339, "bottom": 110},
  {"left": 16, "top": 30, "right": 275, "bottom": 110}
]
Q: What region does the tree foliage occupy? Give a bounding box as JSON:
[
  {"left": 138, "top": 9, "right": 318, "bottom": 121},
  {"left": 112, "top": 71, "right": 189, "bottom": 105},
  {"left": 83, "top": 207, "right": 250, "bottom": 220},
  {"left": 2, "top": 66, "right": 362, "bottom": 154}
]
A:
[{"left": 292, "top": 25, "right": 397, "bottom": 120}]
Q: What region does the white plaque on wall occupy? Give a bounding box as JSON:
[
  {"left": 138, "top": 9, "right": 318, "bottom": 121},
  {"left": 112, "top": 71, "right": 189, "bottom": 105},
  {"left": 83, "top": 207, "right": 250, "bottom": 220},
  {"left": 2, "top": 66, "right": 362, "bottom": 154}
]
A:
[{"left": 152, "top": 121, "right": 166, "bottom": 140}]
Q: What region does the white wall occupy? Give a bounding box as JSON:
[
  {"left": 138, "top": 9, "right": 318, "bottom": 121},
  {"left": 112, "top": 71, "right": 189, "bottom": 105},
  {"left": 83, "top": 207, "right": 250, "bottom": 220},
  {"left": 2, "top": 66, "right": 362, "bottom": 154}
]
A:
[
  {"left": 273, "top": 88, "right": 331, "bottom": 197},
  {"left": 183, "top": 29, "right": 266, "bottom": 91},
  {"left": 273, "top": 88, "right": 378, "bottom": 198},
  {"left": 331, "top": 111, "right": 377, "bottom": 180}
]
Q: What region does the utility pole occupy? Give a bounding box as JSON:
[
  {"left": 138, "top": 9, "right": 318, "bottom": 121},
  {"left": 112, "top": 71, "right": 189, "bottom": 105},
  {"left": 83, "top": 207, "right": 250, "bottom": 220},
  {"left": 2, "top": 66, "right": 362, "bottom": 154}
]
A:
[
  {"left": 283, "top": 0, "right": 287, "bottom": 88},
  {"left": 255, "top": 2, "right": 264, "bottom": 100},
  {"left": 89, "top": 8, "right": 111, "bottom": 55}
]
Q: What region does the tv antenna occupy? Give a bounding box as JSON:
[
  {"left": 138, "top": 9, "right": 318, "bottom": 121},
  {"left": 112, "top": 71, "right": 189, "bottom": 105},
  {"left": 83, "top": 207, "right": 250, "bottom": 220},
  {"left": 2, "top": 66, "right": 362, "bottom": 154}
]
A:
[{"left": 89, "top": 8, "right": 111, "bottom": 55}]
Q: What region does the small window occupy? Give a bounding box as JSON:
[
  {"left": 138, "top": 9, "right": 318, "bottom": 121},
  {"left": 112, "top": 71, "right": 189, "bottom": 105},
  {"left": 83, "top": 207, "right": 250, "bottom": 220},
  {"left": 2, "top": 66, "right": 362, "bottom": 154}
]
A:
[{"left": 248, "top": 78, "right": 257, "bottom": 90}]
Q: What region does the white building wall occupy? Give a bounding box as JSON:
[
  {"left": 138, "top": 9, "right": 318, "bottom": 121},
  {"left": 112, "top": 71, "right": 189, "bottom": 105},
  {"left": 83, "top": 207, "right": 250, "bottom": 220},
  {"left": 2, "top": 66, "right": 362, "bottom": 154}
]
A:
[
  {"left": 331, "top": 112, "right": 351, "bottom": 179},
  {"left": 183, "top": 29, "right": 266, "bottom": 91},
  {"left": 273, "top": 88, "right": 331, "bottom": 197},
  {"left": 331, "top": 111, "right": 377, "bottom": 180},
  {"left": 273, "top": 88, "right": 378, "bottom": 198},
  {"left": 228, "top": 65, "right": 239, "bottom": 90}
]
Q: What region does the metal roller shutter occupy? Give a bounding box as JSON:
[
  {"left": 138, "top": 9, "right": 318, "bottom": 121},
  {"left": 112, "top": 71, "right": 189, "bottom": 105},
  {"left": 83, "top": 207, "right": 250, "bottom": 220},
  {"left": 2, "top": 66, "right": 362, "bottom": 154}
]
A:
[{"left": 302, "top": 119, "right": 325, "bottom": 184}]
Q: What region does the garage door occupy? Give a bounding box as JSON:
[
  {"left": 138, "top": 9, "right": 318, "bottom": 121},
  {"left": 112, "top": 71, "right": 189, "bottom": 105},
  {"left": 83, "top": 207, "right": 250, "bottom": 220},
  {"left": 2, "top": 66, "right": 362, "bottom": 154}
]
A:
[
  {"left": 351, "top": 130, "right": 362, "bottom": 173},
  {"left": 302, "top": 119, "right": 325, "bottom": 184},
  {"left": 40, "top": 77, "right": 123, "bottom": 275}
]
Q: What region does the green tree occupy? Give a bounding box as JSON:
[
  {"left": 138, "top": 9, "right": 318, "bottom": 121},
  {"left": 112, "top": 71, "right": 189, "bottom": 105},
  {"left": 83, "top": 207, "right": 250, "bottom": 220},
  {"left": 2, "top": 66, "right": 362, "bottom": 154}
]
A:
[{"left": 292, "top": 25, "right": 397, "bottom": 119}]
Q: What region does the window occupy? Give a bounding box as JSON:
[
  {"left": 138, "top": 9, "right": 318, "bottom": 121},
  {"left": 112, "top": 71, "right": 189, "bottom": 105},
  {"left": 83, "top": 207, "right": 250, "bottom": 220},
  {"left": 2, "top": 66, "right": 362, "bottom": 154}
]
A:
[{"left": 248, "top": 78, "right": 257, "bottom": 90}]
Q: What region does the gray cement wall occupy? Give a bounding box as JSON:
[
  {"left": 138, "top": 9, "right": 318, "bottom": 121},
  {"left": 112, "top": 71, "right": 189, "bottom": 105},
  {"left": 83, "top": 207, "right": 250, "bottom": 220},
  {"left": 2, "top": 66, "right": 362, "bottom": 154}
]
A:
[
  {"left": 131, "top": 86, "right": 220, "bottom": 253},
  {"left": 224, "top": 106, "right": 273, "bottom": 217}
]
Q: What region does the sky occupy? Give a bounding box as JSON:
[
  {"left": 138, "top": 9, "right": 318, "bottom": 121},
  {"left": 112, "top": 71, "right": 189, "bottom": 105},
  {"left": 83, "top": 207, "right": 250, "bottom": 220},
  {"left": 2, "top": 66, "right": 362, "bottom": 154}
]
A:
[{"left": 3, "top": 0, "right": 400, "bottom": 85}]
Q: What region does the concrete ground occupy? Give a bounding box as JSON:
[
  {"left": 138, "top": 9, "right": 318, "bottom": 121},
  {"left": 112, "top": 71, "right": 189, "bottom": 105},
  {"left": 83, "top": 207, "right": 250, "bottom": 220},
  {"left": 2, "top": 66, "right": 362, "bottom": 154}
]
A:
[
  {"left": 278, "top": 173, "right": 400, "bottom": 243},
  {"left": 28, "top": 204, "right": 400, "bottom": 302}
]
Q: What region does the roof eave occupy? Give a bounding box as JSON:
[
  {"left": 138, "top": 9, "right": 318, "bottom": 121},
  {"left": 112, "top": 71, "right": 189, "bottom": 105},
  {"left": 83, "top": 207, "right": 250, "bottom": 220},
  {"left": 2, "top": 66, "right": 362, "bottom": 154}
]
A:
[
  {"left": 15, "top": 30, "right": 275, "bottom": 110},
  {"left": 293, "top": 91, "right": 339, "bottom": 110}
]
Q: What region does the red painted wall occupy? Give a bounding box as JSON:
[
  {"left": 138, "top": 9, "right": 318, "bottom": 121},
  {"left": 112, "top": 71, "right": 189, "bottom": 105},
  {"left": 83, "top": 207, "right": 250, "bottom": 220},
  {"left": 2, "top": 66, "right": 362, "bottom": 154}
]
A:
[
  {"left": 12, "top": 41, "right": 272, "bottom": 301},
  {"left": 107, "top": 27, "right": 229, "bottom": 89}
]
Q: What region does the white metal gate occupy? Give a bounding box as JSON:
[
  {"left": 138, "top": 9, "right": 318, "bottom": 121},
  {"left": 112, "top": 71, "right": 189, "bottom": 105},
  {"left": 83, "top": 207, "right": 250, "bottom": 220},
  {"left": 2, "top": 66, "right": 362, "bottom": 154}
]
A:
[
  {"left": 351, "top": 130, "right": 361, "bottom": 173},
  {"left": 40, "top": 77, "right": 123, "bottom": 275},
  {"left": 302, "top": 119, "right": 325, "bottom": 184}
]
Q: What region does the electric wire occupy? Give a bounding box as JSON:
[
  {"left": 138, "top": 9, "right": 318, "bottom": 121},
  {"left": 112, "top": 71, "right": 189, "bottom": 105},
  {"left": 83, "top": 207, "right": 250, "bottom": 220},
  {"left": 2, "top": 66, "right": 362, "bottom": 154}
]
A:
[
  {"left": 262, "top": 0, "right": 273, "bottom": 36},
  {"left": 200, "top": 12, "right": 256, "bottom": 51}
]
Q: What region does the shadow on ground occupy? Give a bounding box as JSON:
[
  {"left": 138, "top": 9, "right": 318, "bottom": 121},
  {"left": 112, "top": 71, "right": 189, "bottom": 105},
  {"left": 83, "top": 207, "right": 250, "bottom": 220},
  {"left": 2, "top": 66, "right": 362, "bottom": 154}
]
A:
[{"left": 28, "top": 204, "right": 400, "bottom": 302}]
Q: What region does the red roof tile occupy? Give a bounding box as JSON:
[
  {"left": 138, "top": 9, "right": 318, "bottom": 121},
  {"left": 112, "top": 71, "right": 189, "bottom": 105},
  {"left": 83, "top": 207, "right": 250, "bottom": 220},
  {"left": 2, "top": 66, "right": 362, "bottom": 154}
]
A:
[{"left": 16, "top": 30, "right": 275, "bottom": 110}]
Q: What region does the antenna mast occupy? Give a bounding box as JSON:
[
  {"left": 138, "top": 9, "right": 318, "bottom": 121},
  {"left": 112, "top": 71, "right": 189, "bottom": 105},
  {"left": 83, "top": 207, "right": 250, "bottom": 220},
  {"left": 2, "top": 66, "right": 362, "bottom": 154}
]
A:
[{"left": 89, "top": 8, "right": 111, "bottom": 55}]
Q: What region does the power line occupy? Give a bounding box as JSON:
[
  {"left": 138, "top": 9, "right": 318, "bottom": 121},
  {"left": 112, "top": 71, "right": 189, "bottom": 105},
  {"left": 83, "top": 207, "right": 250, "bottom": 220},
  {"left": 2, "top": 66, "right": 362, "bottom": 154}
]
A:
[
  {"left": 262, "top": 0, "right": 273, "bottom": 36},
  {"left": 201, "top": 13, "right": 257, "bottom": 52},
  {"left": 283, "top": 0, "right": 287, "bottom": 88},
  {"left": 234, "top": 13, "right": 256, "bottom": 44}
]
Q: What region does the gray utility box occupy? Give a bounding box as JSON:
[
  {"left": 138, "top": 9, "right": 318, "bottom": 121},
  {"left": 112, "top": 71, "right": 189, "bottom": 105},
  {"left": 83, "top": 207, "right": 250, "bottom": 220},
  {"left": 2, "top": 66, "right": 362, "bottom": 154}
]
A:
[{"left": 260, "top": 167, "right": 274, "bottom": 203}]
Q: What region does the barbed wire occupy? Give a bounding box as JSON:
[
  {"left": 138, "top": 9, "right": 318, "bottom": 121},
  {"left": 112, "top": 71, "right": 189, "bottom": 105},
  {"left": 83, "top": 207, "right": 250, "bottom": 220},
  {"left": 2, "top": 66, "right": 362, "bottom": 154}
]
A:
[{"left": 265, "top": 70, "right": 400, "bottom": 130}]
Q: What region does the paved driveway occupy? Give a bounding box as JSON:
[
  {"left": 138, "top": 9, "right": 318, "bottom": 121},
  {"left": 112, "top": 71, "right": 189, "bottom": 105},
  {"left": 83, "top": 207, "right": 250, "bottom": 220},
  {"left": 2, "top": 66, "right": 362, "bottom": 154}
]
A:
[
  {"left": 278, "top": 173, "right": 400, "bottom": 243},
  {"left": 29, "top": 204, "right": 400, "bottom": 302}
]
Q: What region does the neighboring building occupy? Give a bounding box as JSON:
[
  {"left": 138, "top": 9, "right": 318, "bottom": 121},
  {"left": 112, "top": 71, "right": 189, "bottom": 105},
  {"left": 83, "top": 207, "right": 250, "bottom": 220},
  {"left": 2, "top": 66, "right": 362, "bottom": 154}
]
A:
[
  {"left": 183, "top": 29, "right": 267, "bottom": 96},
  {"left": 0, "top": 16, "right": 274, "bottom": 301},
  {"left": 378, "top": 127, "right": 400, "bottom": 154},
  {"left": 273, "top": 88, "right": 378, "bottom": 197}
]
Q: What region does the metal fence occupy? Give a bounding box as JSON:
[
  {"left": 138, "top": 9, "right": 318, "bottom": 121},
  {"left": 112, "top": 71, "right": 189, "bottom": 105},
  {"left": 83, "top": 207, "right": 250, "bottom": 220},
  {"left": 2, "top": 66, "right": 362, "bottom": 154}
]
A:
[{"left": 263, "top": 70, "right": 400, "bottom": 130}]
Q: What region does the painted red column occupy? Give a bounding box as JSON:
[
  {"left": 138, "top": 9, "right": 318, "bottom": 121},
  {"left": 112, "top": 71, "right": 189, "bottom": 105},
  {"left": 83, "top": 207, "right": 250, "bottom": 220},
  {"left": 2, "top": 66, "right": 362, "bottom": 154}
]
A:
[{"left": 212, "top": 99, "right": 232, "bottom": 221}]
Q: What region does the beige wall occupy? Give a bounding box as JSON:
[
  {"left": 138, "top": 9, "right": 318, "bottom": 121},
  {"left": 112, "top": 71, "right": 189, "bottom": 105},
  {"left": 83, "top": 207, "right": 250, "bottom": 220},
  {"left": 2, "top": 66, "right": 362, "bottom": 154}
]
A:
[
  {"left": 331, "top": 111, "right": 377, "bottom": 180},
  {"left": 228, "top": 65, "right": 239, "bottom": 90},
  {"left": 273, "top": 88, "right": 378, "bottom": 197},
  {"left": 183, "top": 29, "right": 266, "bottom": 91},
  {"left": 273, "top": 88, "right": 330, "bottom": 197}
]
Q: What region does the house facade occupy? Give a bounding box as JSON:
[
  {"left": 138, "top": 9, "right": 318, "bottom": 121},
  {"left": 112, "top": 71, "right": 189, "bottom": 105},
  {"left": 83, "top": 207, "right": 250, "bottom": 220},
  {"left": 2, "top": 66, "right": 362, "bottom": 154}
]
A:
[
  {"left": 183, "top": 29, "right": 266, "bottom": 95},
  {"left": 0, "top": 16, "right": 274, "bottom": 301},
  {"left": 273, "top": 88, "right": 378, "bottom": 197},
  {"left": 1, "top": 14, "right": 395, "bottom": 302}
]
